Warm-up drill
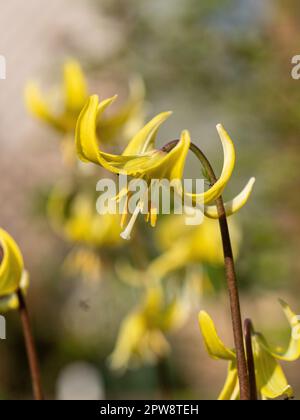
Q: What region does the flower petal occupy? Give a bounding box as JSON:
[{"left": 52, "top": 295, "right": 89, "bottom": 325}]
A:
[
  {"left": 147, "top": 245, "right": 191, "bottom": 281},
  {"left": 0, "top": 229, "right": 24, "bottom": 296},
  {"left": 159, "top": 130, "right": 191, "bottom": 180},
  {"left": 204, "top": 177, "right": 256, "bottom": 218},
  {"left": 76, "top": 95, "right": 176, "bottom": 176},
  {"left": 100, "top": 76, "right": 145, "bottom": 141},
  {"left": 122, "top": 111, "right": 172, "bottom": 155},
  {"left": 63, "top": 60, "right": 87, "bottom": 112},
  {"left": 253, "top": 334, "right": 294, "bottom": 400},
  {"left": 109, "top": 313, "right": 146, "bottom": 370},
  {"left": 0, "top": 271, "right": 30, "bottom": 313},
  {"left": 187, "top": 124, "right": 236, "bottom": 205},
  {"left": 218, "top": 361, "right": 239, "bottom": 400},
  {"left": 262, "top": 300, "right": 300, "bottom": 362},
  {"left": 24, "top": 82, "right": 64, "bottom": 131},
  {"left": 76, "top": 94, "right": 118, "bottom": 166},
  {"left": 198, "top": 311, "right": 236, "bottom": 360}
]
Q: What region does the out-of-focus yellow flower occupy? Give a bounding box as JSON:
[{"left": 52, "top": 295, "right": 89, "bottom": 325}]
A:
[
  {"left": 62, "top": 247, "right": 103, "bottom": 283},
  {"left": 204, "top": 176, "right": 256, "bottom": 219},
  {"left": 47, "top": 182, "right": 122, "bottom": 248},
  {"left": 145, "top": 215, "right": 240, "bottom": 280},
  {"left": 198, "top": 300, "right": 300, "bottom": 400},
  {"left": 25, "top": 60, "right": 144, "bottom": 137},
  {"left": 25, "top": 61, "right": 145, "bottom": 165},
  {"left": 76, "top": 96, "right": 190, "bottom": 238},
  {"left": 25, "top": 60, "right": 88, "bottom": 133},
  {"left": 110, "top": 286, "right": 188, "bottom": 371},
  {"left": 0, "top": 229, "right": 29, "bottom": 312}
]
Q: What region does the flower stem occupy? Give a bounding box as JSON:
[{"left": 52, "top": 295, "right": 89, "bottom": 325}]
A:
[
  {"left": 244, "top": 319, "right": 257, "bottom": 400},
  {"left": 17, "top": 289, "right": 44, "bottom": 400},
  {"left": 162, "top": 139, "right": 251, "bottom": 400},
  {"left": 189, "top": 143, "right": 250, "bottom": 400}
]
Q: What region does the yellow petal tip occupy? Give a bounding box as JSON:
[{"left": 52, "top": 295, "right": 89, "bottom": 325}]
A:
[{"left": 160, "top": 110, "right": 173, "bottom": 120}]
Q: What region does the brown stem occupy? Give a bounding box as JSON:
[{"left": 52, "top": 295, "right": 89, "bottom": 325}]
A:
[
  {"left": 17, "top": 289, "right": 44, "bottom": 400},
  {"left": 156, "top": 357, "right": 172, "bottom": 400},
  {"left": 244, "top": 319, "right": 257, "bottom": 400},
  {"left": 162, "top": 140, "right": 251, "bottom": 400}
]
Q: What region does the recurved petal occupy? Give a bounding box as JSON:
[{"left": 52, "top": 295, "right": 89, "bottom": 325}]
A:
[
  {"left": 0, "top": 229, "right": 24, "bottom": 296},
  {"left": 218, "top": 361, "right": 240, "bottom": 400},
  {"left": 187, "top": 124, "right": 236, "bottom": 205},
  {"left": 204, "top": 177, "right": 256, "bottom": 219},
  {"left": 64, "top": 60, "right": 88, "bottom": 112},
  {"left": 261, "top": 300, "right": 300, "bottom": 362},
  {"left": 75, "top": 95, "right": 118, "bottom": 165},
  {"left": 198, "top": 311, "right": 236, "bottom": 361},
  {"left": 122, "top": 111, "right": 172, "bottom": 155},
  {"left": 253, "top": 334, "right": 294, "bottom": 400}
]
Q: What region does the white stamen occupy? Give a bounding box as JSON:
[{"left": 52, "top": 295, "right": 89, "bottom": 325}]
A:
[{"left": 120, "top": 201, "right": 144, "bottom": 240}]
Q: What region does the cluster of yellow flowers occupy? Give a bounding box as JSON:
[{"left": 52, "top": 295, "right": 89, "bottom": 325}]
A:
[{"left": 1, "top": 59, "right": 299, "bottom": 400}]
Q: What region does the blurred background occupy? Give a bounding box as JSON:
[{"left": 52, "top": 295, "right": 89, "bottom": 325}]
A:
[{"left": 1, "top": 0, "right": 300, "bottom": 400}]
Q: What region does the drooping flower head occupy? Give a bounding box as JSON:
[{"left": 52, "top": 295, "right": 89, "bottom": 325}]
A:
[
  {"left": 76, "top": 94, "right": 255, "bottom": 239},
  {"left": 198, "top": 301, "right": 300, "bottom": 400},
  {"left": 0, "top": 229, "right": 29, "bottom": 312}
]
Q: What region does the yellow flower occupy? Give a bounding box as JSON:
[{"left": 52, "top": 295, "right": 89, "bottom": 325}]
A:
[
  {"left": 25, "top": 60, "right": 88, "bottom": 133},
  {"left": 187, "top": 124, "right": 255, "bottom": 219},
  {"left": 25, "top": 61, "right": 145, "bottom": 165},
  {"left": 76, "top": 96, "right": 254, "bottom": 239},
  {"left": 47, "top": 182, "right": 122, "bottom": 248},
  {"left": 146, "top": 215, "right": 241, "bottom": 280},
  {"left": 109, "top": 286, "right": 188, "bottom": 371},
  {"left": 198, "top": 300, "right": 300, "bottom": 400},
  {"left": 0, "top": 229, "right": 29, "bottom": 312}
]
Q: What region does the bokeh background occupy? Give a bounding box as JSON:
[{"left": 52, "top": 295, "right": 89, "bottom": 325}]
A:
[{"left": 1, "top": 0, "right": 300, "bottom": 400}]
